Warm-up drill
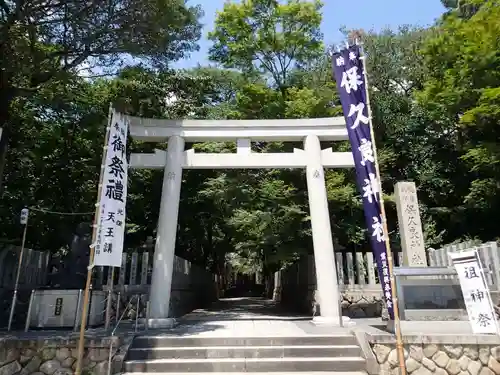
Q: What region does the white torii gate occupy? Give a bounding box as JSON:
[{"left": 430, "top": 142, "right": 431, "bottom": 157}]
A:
[{"left": 127, "top": 115, "right": 355, "bottom": 327}]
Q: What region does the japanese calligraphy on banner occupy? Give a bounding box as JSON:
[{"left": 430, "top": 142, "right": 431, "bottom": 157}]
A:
[
  {"left": 449, "top": 250, "right": 499, "bottom": 334},
  {"left": 95, "top": 110, "right": 128, "bottom": 267},
  {"left": 332, "top": 44, "right": 394, "bottom": 320}
]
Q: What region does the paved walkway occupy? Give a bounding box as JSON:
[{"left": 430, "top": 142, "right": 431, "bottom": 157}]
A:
[
  {"left": 181, "top": 297, "right": 306, "bottom": 321},
  {"left": 159, "top": 297, "right": 351, "bottom": 338},
  {"left": 142, "top": 299, "right": 489, "bottom": 339}
]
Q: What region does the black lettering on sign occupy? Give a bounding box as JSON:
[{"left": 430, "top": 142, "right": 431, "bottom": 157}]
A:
[{"left": 54, "top": 297, "right": 63, "bottom": 316}]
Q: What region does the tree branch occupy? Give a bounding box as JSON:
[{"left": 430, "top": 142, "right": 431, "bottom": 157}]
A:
[{"left": 260, "top": 50, "right": 282, "bottom": 87}]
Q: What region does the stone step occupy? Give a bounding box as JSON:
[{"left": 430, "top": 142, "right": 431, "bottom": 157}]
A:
[
  {"left": 123, "top": 372, "right": 368, "bottom": 375},
  {"left": 123, "top": 357, "right": 367, "bottom": 373},
  {"left": 126, "top": 345, "right": 362, "bottom": 360},
  {"left": 130, "top": 335, "right": 358, "bottom": 349}
]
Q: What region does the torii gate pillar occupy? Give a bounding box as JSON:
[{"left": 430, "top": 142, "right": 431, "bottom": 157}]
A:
[
  {"left": 148, "top": 135, "right": 184, "bottom": 328},
  {"left": 304, "top": 135, "right": 342, "bottom": 325}
]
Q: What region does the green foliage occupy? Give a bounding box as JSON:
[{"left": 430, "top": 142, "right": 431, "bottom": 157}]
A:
[
  {"left": 441, "top": 0, "right": 459, "bottom": 8},
  {"left": 1, "top": 0, "right": 202, "bottom": 83},
  {"left": 208, "top": 0, "right": 324, "bottom": 91},
  {"left": 415, "top": 0, "right": 500, "bottom": 240},
  {"left": 0, "top": 67, "right": 215, "bottom": 252},
  {"left": 0, "top": 0, "right": 203, "bottom": 193},
  {"left": 2, "top": 0, "right": 500, "bottom": 278}
]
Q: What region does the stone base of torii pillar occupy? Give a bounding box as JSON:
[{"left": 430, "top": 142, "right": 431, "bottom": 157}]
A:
[{"left": 147, "top": 317, "right": 176, "bottom": 328}]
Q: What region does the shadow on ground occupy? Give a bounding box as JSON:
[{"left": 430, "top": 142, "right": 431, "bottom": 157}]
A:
[{"left": 178, "top": 297, "right": 310, "bottom": 322}]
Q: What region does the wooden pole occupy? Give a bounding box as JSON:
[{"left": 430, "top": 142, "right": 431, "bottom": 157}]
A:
[
  {"left": 105, "top": 267, "right": 115, "bottom": 330},
  {"left": 358, "top": 43, "right": 407, "bottom": 375},
  {"left": 14, "top": 221, "right": 28, "bottom": 289},
  {"left": 7, "top": 216, "right": 29, "bottom": 331},
  {"left": 75, "top": 105, "right": 114, "bottom": 375}
]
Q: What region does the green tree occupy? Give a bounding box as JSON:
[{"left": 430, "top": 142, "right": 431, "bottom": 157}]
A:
[
  {"left": 441, "top": 0, "right": 459, "bottom": 8},
  {"left": 360, "top": 27, "right": 449, "bottom": 246},
  {"left": 186, "top": 66, "right": 249, "bottom": 119},
  {"left": 0, "top": 66, "right": 216, "bottom": 253},
  {"left": 208, "top": 0, "right": 323, "bottom": 95},
  {"left": 441, "top": 0, "right": 485, "bottom": 18},
  {"left": 0, "top": 0, "right": 203, "bottom": 194},
  {"left": 205, "top": 0, "right": 380, "bottom": 270},
  {"left": 416, "top": 0, "right": 500, "bottom": 241},
  {"left": 1, "top": 77, "right": 108, "bottom": 250},
  {"left": 330, "top": 27, "right": 450, "bottom": 248}
]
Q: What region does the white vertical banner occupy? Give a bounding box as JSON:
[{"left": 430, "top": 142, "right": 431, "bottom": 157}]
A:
[
  {"left": 95, "top": 110, "right": 128, "bottom": 267},
  {"left": 449, "top": 250, "right": 499, "bottom": 334}
]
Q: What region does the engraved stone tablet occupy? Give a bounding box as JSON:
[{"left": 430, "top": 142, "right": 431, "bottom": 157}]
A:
[{"left": 395, "top": 182, "right": 427, "bottom": 267}]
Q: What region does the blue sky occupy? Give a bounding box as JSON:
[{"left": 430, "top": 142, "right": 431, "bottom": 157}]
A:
[{"left": 174, "top": 0, "right": 446, "bottom": 69}]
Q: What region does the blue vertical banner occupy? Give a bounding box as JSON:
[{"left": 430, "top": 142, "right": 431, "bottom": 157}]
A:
[{"left": 332, "top": 44, "right": 395, "bottom": 320}]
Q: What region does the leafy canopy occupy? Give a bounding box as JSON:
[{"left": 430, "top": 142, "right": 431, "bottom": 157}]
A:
[
  {"left": 208, "top": 0, "right": 323, "bottom": 91},
  {"left": 0, "top": 0, "right": 203, "bottom": 194}
]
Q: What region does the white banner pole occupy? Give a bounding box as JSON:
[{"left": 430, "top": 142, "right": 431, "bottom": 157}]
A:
[{"left": 75, "top": 105, "right": 115, "bottom": 375}]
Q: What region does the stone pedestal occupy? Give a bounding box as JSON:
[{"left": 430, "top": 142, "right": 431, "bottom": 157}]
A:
[
  {"left": 147, "top": 318, "right": 176, "bottom": 329},
  {"left": 312, "top": 316, "right": 355, "bottom": 327}
]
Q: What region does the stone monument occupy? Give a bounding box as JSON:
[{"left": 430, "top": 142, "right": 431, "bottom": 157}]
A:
[{"left": 394, "top": 181, "right": 428, "bottom": 267}]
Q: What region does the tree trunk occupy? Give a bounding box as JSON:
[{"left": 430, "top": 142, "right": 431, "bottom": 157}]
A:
[
  {"left": 0, "top": 127, "right": 8, "bottom": 196},
  {"left": 202, "top": 220, "right": 213, "bottom": 267},
  {"left": 0, "top": 87, "right": 13, "bottom": 197}
]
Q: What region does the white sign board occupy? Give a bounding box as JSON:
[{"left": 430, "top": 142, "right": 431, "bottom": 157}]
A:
[
  {"left": 94, "top": 110, "right": 128, "bottom": 267},
  {"left": 449, "top": 250, "right": 499, "bottom": 334},
  {"left": 20, "top": 208, "right": 29, "bottom": 225}
]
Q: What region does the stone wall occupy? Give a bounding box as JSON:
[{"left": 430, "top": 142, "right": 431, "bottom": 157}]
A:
[
  {"left": 279, "top": 254, "right": 383, "bottom": 317},
  {"left": 0, "top": 336, "right": 131, "bottom": 375},
  {"left": 370, "top": 335, "right": 500, "bottom": 375},
  {"left": 341, "top": 291, "right": 383, "bottom": 318}
]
